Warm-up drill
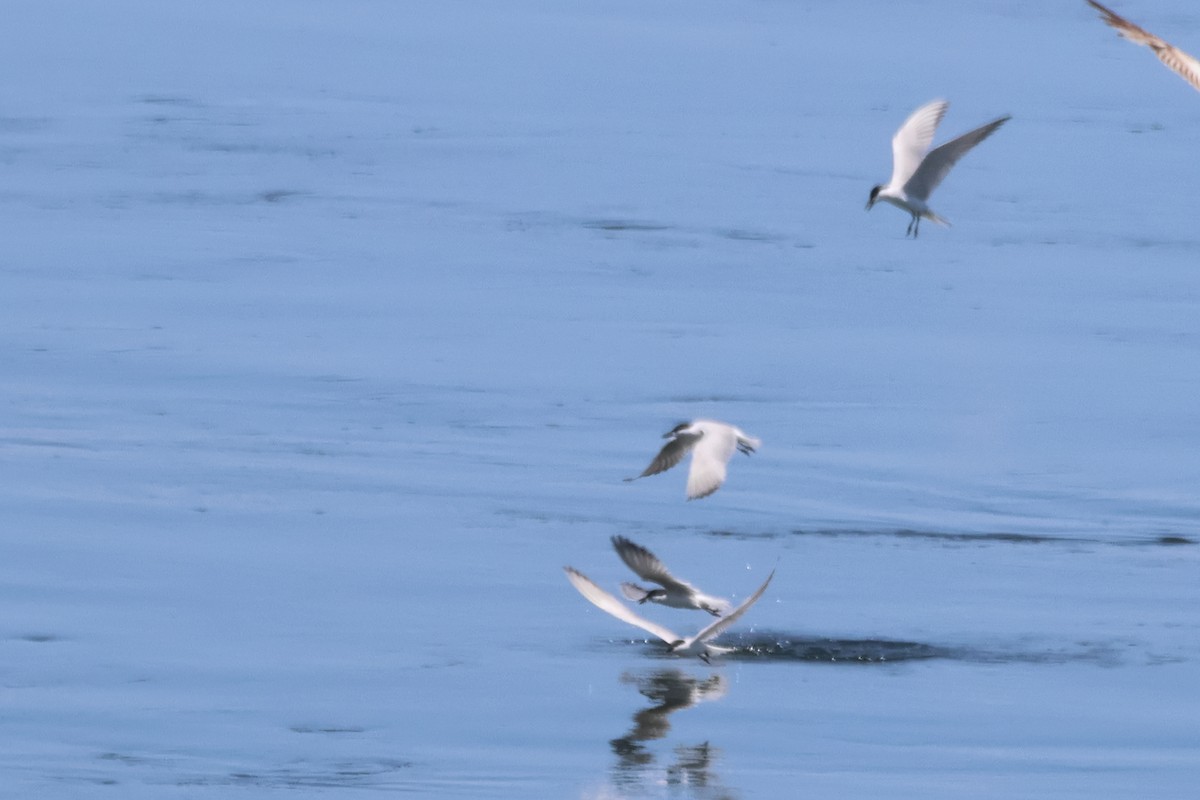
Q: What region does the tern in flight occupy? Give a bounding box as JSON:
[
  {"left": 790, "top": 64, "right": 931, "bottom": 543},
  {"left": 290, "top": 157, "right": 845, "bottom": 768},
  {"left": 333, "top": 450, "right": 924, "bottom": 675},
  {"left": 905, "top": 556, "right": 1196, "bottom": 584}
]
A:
[
  {"left": 564, "top": 565, "right": 775, "bottom": 663},
  {"left": 612, "top": 535, "right": 731, "bottom": 617},
  {"left": 625, "top": 419, "right": 760, "bottom": 500},
  {"left": 866, "top": 99, "right": 1010, "bottom": 237},
  {"left": 1086, "top": 0, "right": 1200, "bottom": 94}
]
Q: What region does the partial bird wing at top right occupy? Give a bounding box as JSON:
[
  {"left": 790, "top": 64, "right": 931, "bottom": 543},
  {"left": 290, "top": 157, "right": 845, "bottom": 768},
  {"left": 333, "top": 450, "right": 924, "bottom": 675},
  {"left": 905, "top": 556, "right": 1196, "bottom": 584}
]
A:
[
  {"left": 889, "top": 99, "right": 949, "bottom": 189},
  {"left": 903, "top": 114, "right": 1010, "bottom": 203},
  {"left": 1087, "top": 0, "right": 1200, "bottom": 93}
]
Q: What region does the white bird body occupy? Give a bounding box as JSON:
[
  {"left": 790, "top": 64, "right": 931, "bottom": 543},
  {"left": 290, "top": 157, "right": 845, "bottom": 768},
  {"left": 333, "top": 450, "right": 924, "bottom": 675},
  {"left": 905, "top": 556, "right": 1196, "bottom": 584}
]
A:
[
  {"left": 564, "top": 565, "right": 775, "bottom": 663},
  {"left": 626, "top": 419, "right": 760, "bottom": 500},
  {"left": 612, "top": 535, "right": 731, "bottom": 616},
  {"left": 1087, "top": 0, "right": 1200, "bottom": 94},
  {"left": 866, "top": 100, "right": 1010, "bottom": 237}
]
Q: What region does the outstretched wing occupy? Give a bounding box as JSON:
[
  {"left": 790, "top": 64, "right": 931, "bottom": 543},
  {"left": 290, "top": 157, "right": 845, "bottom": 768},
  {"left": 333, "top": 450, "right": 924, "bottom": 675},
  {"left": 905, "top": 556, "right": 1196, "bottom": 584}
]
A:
[
  {"left": 612, "top": 535, "right": 694, "bottom": 593},
  {"left": 626, "top": 433, "right": 700, "bottom": 481},
  {"left": 693, "top": 568, "right": 775, "bottom": 645},
  {"left": 904, "top": 115, "right": 1010, "bottom": 202},
  {"left": 1088, "top": 0, "right": 1200, "bottom": 93},
  {"left": 889, "top": 99, "right": 948, "bottom": 188},
  {"left": 564, "top": 567, "right": 681, "bottom": 645}
]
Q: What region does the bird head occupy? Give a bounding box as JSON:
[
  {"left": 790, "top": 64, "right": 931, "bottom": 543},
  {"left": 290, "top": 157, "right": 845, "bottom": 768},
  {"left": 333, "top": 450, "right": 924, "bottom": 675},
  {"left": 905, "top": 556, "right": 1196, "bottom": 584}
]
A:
[
  {"left": 866, "top": 185, "right": 883, "bottom": 210},
  {"left": 663, "top": 422, "right": 691, "bottom": 439}
]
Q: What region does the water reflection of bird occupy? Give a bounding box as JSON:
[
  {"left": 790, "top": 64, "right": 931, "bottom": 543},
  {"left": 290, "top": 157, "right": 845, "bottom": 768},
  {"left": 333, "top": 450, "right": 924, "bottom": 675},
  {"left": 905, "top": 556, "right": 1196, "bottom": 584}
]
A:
[
  {"left": 564, "top": 565, "right": 774, "bottom": 662},
  {"left": 612, "top": 535, "right": 731, "bottom": 617},
  {"left": 609, "top": 670, "right": 736, "bottom": 799},
  {"left": 613, "top": 669, "right": 728, "bottom": 745}
]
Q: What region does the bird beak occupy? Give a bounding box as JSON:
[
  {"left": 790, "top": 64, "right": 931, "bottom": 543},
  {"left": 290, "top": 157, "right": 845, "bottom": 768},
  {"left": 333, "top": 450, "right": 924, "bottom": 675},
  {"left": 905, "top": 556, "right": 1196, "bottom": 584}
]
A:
[
  {"left": 865, "top": 198, "right": 875, "bottom": 211},
  {"left": 661, "top": 431, "right": 674, "bottom": 439}
]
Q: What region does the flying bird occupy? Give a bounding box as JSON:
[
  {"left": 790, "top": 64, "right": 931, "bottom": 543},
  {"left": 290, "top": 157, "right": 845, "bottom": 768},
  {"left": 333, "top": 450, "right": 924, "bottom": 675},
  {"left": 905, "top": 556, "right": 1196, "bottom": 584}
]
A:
[
  {"left": 625, "top": 419, "right": 760, "bottom": 500},
  {"left": 866, "top": 100, "right": 1010, "bottom": 237},
  {"left": 1086, "top": 0, "right": 1200, "bottom": 94},
  {"left": 564, "top": 565, "right": 775, "bottom": 663},
  {"left": 611, "top": 535, "right": 731, "bottom": 616}
]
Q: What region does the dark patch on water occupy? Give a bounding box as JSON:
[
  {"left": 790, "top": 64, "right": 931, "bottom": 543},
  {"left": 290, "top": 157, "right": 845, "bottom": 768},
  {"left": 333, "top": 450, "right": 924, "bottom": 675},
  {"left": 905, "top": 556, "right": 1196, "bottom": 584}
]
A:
[
  {"left": 136, "top": 95, "right": 203, "bottom": 108},
  {"left": 290, "top": 725, "right": 366, "bottom": 735},
  {"left": 98, "top": 752, "right": 147, "bottom": 765},
  {"left": 665, "top": 394, "right": 769, "bottom": 404},
  {"left": 74, "top": 751, "right": 417, "bottom": 791},
  {"left": 582, "top": 219, "right": 671, "bottom": 232},
  {"left": 14, "top": 633, "right": 61, "bottom": 643},
  {"left": 717, "top": 227, "right": 783, "bottom": 243},
  {"left": 258, "top": 189, "right": 303, "bottom": 203},
  {"left": 1, "top": 436, "right": 93, "bottom": 451},
  {"left": 700, "top": 527, "right": 1196, "bottom": 548},
  {"left": 697, "top": 528, "right": 787, "bottom": 541},
  {"left": 791, "top": 528, "right": 1064, "bottom": 545},
  {"left": 730, "top": 633, "right": 948, "bottom": 663},
  {"left": 607, "top": 632, "right": 1128, "bottom": 667},
  {"left": 0, "top": 116, "right": 52, "bottom": 133},
  {"left": 178, "top": 758, "right": 414, "bottom": 789}
]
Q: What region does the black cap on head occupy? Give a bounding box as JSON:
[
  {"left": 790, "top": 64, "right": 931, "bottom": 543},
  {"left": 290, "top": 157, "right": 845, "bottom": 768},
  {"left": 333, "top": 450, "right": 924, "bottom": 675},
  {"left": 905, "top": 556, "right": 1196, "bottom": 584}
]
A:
[{"left": 866, "top": 185, "right": 883, "bottom": 210}]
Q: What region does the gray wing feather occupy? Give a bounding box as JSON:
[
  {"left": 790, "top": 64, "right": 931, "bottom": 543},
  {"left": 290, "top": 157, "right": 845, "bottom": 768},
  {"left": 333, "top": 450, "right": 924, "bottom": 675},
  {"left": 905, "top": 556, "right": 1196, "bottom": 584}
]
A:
[
  {"left": 611, "top": 535, "right": 693, "bottom": 592},
  {"left": 904, "top": 115, "right": 1010, "bottom": 202},
  {"left": 628, "top": 433, "right": 700, "bottom": 480}
]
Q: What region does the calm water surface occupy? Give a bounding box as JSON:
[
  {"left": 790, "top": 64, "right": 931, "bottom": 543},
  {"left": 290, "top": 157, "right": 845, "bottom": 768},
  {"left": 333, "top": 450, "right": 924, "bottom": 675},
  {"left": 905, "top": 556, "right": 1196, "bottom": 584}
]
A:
[{"left": 2, "top": 1, "right": 1199, "bottom": 798}]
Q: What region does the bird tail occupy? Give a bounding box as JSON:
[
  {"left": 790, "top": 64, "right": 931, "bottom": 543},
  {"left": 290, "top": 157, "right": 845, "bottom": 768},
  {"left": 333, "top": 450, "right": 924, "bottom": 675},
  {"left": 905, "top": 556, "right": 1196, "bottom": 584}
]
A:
[
  {"left": 737, "top": 434, "right": 761, "bottom": 455},
  {"left": 925, "top": 211, "right": 951, "bottom": 227},
  {"left": 620, "top": 582, "right": 652, "bottom": 603}
]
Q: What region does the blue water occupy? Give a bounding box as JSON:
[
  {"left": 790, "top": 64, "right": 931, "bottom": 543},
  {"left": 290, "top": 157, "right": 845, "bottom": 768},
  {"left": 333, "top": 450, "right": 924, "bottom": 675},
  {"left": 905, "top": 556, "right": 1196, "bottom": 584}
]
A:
[{"left": 2, "top": 1, "right": 1198, "bottom": 797}]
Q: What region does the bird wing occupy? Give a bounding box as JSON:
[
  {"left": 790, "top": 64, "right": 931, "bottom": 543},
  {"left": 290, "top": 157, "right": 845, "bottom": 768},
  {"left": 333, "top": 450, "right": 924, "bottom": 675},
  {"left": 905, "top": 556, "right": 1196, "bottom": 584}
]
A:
[
  {"left": 903, "top": 115, "right": 1010, "bottom": 202},
  {"left": 889, "top": 100, "right": 949, "bottom": 189},
  {"left": 611, "top": 535, "right": 695, "bottom": 593},
  {"left": 564, "top": 566, "right": 681, "bottom": 644},
  {"left": 685, "top": 425, "right": 738, "bottom": 500},
  {"left": 1088, "top": 0, "right": 1200, "bottom": 93},
  {"left": 627, "top": 433, "right": 700, "bottom": 480},
  {"left": 619, "top": 582, "right": 652, "bottom": 602},
  {"left": 692, "top": 568, "right": 775, "bottom": 645}
]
